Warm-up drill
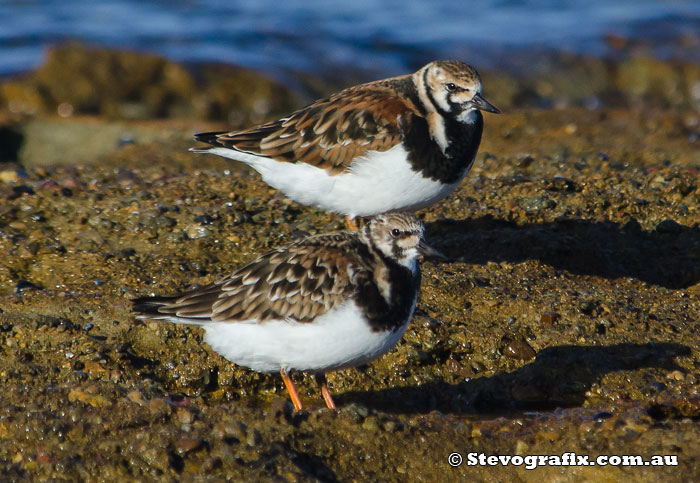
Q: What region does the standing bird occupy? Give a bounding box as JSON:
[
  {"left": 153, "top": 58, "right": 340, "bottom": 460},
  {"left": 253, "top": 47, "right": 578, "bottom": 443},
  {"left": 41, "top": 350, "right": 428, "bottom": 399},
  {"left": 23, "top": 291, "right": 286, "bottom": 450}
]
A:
[
  {"left": 131, "top": 213, "right": 442, "bottom": 410},
  {"left": 191, "top": 60, "right": 499, "bottom": 228}
]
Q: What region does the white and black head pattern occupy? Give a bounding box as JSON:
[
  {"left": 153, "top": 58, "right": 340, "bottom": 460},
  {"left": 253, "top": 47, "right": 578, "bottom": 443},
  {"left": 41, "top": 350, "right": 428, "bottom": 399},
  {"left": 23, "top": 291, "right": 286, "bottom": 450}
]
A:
[
  {"left": 416, "top": 60, "right": 500, "bottom": 124},
  {"left": 361, "top": 213, "right": 425, "bottom": 270}
]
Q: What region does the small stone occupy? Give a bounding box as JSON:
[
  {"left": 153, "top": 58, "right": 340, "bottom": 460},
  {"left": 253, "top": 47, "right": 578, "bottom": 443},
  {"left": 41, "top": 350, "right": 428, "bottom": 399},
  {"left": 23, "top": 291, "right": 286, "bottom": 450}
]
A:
[
  {"left": 517, "top": 155, "right": 535, "bottom": 168},
  {"left": 67, "top": 388, "right": 111, "bottom": 408},
  {"left": 9, "top": 185, "right": 34, "bottom": 199},
  {"left": 446, "top": 358, "right": 460, "bottom": 373},
  {"left": 202, "top": 457, "right": 223, "bottom": 473},
  {"left": 139, "top": 445, "right": 170, "bottom": 472},
  {"left": 515, "top": 440, "right": 529, "bottom": 455},
  {"left": 164, "top": 231, "right": 188, "bottom": 243},
  {"left": 593, "top": 411, "right": 613, "bottom": 421},
  {"left": 564, "top": 123, "right": 577, "bottom": 134},
  {"left": 0, "top": 170, "right": 20, "bottom": 183},
  {"left": 470, "top": 360, "right": 486, "bottom": 373},
  {"left": 148, "top": 398, "right": 170, "bottom": 414},
  {"left": 246, "top": 429, "right": 261, "bottom": 447},
  {"left": 176, "top": 407, "right": 194, "bottom": 424},
  {"left": 361, "top": 417, "right": 379, "bottom": 432},
  {"left": 83, "top": 361, "right": 107, "bottom": 373},
  {"left": 667, "top": 370, "right": 684, "bottom": 381},
  {"left": 186, "top": 225, "right": 211, "bottom": 239},
  {"left": 212, "top": 422, "right": 246, "bottom": 442},
  {"left": 519, "top": 195, "right": 556, "bottom": 212},
  {"left": 540, "top": 311, "right": 561, "bottom": 326},
  {"left": 503, "top": 338, "right": 536, "bottom": 360},
  {"left": 127, "top": 390, "right": 147, "bottom": 406},
  {"left": 14, "top": 280, "right": 42, "bottom": 294},
  {"left": 194, "top": 214, "right": 216, "bottom": 225},
  {"left": 175, "top": 438, "right": 202, "bottom": 454}
]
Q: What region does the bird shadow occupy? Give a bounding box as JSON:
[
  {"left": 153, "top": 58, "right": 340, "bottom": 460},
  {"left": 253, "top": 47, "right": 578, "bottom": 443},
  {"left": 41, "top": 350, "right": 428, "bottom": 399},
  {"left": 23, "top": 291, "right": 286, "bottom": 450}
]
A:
[
  {"left": 425, "top": 216, "right": 700, "bottom": 289},
  {"left": 339, "top": 342, "right": 691, "bottom": 415}
]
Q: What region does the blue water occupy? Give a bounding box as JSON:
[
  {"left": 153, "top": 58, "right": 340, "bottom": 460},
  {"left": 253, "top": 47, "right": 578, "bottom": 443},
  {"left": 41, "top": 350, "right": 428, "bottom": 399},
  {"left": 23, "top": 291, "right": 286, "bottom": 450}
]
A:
[{"left": 1, "top": 0, "right": 700, "bottom": 79}]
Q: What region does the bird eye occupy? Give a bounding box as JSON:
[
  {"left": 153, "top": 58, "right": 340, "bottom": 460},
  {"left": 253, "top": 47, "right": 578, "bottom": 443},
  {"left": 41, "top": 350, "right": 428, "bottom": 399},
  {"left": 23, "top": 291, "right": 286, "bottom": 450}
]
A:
[
  {"left": 445, "top": 83, "right": 457, "bottom": 92},
  {"left": 391, "top": 228, "right": 401, "bottom": 237}
]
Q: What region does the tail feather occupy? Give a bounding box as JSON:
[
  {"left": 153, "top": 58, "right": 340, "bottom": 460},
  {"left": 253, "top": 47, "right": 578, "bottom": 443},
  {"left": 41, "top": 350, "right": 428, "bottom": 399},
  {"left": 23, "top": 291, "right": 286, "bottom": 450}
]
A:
[
  {"left": 131, "top": 295, "right": 209, "bottom": 326},
  {"left": 193, "top": 131, "right": 228, "bottom": 147},
  {"left": 131, "top": 295, "right": 171, "bottom": 315}
]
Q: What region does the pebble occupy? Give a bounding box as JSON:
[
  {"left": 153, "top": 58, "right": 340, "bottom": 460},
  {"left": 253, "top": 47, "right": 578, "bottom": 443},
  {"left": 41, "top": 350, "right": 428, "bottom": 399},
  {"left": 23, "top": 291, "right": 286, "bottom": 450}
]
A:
[
  {"left": 127, "top": 390, "right": 147, "bottom": 406},
  {"left": 186, "top": 225, "right": 211, "bottom": 239},
  {"left": 176, "top": 407, "right": 194, "bottom": 425},
  {"left": 514, "top": 440, "right": 529, "bottom": 455},
  {"left": 445, "top": 358, "right": 460, "bottom": 373},
  {"left": 361, "top": 418, "right": 379, "bottom": 432},
  {"left": 503, "top": 338, "right": 537, "bottom": 360},
  {"left": 194, "top": 214, "right": 216, "bottom": 225},
  {"left": 540, "top": 311, "right": 561, "bottom": 326},
  {"left": 246, "top": 429, "right": 261, "bottom": 447},
  {"left": 470, "top": 360, "right": 486, "bottom": 373},
  {"left": 14, "top": 280, "right": 42, "bottom": 293},
  {"left": 667, "top": 370, "right": 684, "bottom": 381},
  {"left": 0, "top": 170, "right": 20, "bottom": 183},
  {"left": 164, "top": 231, "right": 188, "bottom": 243},
  {"left": 175, "top": 438, "right": 203, "bottom": 454},
  {"left": 148, "top": 398, "right": 170, "bottom": 414},
  {"left": 519, "top": 195, "right": 556, "bottom": 211},
  {"left": 67, "top": 388, "right": 111, "bottom": 408}
]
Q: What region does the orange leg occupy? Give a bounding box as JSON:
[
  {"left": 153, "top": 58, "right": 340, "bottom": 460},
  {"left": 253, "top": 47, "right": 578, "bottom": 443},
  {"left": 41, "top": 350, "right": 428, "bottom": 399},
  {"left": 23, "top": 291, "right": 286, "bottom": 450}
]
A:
[
  {"left": 315, "top": 373, "right": 336, "bottom": 409},
  {"left": 345, "top": 216, "right": 360, "bottom": 231},
  {"left": 280, "top": 368, "right": 303, "bottom": 411}
]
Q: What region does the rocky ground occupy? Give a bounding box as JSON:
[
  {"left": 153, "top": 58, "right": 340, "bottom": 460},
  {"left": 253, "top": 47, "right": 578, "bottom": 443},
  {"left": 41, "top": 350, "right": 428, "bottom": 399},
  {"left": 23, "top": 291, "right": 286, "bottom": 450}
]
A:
[{"left": 0, "top": 46, "right": 699, "bottom": 481}]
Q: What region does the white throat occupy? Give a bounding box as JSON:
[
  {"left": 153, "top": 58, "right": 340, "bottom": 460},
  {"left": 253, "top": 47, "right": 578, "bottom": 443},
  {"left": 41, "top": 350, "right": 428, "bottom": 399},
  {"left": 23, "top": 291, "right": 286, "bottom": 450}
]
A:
[{"left": 457, "top": 109, "right": 478, "bottom": 124}]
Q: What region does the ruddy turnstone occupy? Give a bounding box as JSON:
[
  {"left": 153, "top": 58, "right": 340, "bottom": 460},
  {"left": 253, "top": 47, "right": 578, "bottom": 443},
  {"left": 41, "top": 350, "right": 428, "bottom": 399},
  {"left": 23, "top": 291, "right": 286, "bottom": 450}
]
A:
[
  {"left": 190, "top": 60, "right": 499, "bottom": 228},
  {"left": 131, "top": 213, "right": 442, "bottom": 410}
]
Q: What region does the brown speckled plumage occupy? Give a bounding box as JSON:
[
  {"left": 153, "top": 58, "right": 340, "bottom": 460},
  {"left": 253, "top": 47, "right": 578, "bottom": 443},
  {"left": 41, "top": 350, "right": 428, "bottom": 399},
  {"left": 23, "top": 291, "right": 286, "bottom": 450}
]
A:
[
  {"left": 193, "top": 60, "right": 498, "bottom": 183},
  {"left": 132, "top": 213, "right": 427, "bottom": 332},
  {"left": 195, "top": 81, "right": 421, "bottom": 174}
]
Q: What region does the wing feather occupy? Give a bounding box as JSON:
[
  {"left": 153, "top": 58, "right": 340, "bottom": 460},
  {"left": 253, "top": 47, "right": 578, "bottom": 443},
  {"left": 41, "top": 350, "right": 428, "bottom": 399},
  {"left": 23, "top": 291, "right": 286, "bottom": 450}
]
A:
[
  {"left": 135, "top": 233, "right": 372, "bottom": 324},
  {"left": 194, "top": 77, "right": 422, "bottom": 172}
]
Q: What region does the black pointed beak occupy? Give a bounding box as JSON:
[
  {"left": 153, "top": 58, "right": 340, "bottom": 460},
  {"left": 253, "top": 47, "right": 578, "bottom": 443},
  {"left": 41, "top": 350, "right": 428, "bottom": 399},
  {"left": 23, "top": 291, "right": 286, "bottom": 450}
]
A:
[
  {"left": 471, "top": 93, "right": 500, "bottom": 114},
  {"left": 418, "top": 239, "right": 448, "bottom": 262}
]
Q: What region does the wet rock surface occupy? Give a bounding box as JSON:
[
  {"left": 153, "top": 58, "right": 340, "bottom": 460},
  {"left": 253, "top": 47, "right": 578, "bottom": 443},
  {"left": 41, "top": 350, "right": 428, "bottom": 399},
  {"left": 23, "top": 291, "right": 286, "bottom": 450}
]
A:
[{"left": 0, "top": 62, "right": 699, "bottom": 479}]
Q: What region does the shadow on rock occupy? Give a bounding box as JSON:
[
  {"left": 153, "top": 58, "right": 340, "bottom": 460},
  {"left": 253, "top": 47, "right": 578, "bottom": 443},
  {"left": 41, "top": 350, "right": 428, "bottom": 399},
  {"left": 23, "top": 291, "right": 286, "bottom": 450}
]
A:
[
  {"left": 426, "top": 216, "right": 700, "bottom": 289},
  {"left": 341, "top": 342, "right": 691, "bottom": 415}
]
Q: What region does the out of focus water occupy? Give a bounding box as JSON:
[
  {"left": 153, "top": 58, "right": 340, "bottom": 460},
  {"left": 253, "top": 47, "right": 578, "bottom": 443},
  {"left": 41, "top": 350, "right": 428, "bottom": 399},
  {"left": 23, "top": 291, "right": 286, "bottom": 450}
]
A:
[{"left": 1, "top": 0, "right": 700, "bottom": 79}]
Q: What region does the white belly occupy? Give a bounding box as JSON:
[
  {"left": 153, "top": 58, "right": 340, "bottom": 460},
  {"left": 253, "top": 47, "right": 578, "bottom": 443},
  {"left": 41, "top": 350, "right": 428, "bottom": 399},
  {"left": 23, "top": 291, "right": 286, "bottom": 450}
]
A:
[
  {"left": 201, "top": 301, "right": 413, "bottom": 372},
  {"left": 206, "top": 144, "right": 468, "bottom": 217}
]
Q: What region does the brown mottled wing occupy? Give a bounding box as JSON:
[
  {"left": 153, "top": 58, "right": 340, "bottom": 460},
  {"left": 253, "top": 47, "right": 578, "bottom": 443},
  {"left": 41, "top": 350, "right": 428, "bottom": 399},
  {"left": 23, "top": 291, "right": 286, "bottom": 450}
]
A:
[
  {"left": 200, "top": 81, "right": 418, "bottom": 173},
  {"left": 152, "top": 235, "right": 365, "bottom": 323}
]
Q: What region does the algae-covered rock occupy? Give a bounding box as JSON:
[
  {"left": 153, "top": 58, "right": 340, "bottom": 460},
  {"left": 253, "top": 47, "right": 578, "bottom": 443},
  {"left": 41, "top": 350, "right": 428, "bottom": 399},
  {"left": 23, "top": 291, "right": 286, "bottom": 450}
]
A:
[{"left": 0, "top": 43, "right": 299, "bottom": 123}]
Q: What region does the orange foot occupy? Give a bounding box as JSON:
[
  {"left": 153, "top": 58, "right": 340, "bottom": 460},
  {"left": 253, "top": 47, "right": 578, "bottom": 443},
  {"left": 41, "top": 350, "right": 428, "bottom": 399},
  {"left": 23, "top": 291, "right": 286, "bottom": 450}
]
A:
[
  {"left": 280, "top": 368, "right": 303, "bottom": 411},
  {"left": 315, "top": 373, "right": 336, "bottom": 409}
]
